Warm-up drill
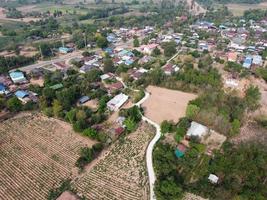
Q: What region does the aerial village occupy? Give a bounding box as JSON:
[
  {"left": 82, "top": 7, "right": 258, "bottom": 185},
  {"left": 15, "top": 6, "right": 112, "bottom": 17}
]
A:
[{"left": 0, "top": 1, "right": 267, "bottom": 200}]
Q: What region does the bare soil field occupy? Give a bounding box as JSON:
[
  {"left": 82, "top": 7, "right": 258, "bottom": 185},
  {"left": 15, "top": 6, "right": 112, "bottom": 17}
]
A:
[
  {"left": 0, "top": 112, "right": 96, "bottom": 200},
  {"left": 0, "top": 7, "right": 41, "bottom": 22},
  {"left": 231, "top": 121, "right": 267, "bottom": 146},
  {"left": 72, "top": 122, "right": 154, "bottom": 200},
  {"left": 30, "top": 78, "right": 44, "bottom": 87},
  {"left": 183, "top": 193, "right": 208, "bottom": 200},
  {"left": 142, "top": 86, "right": 197, "bottom": 124},
  {"left": 226, "top": 2, "right": 267, "bottom": 16}
]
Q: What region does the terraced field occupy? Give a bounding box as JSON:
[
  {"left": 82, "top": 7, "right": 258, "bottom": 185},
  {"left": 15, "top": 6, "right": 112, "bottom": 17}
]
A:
[
  {"left": 0, "top": 112, "right": 96, "bottom": 200},
  {"left": 73, "top": 122, "right": 154, "bottom": 200}
]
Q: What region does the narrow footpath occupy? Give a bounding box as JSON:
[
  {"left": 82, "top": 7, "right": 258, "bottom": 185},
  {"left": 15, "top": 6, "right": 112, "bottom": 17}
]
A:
[{"left": 134, "top": 91, "right": 161, "bottom": 200}]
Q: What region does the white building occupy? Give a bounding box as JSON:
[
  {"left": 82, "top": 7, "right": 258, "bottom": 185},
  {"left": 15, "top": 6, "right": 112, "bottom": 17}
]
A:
[
  {"left": 208, "top": 174, "right": 219, "bottom": 184},
  {"left": 107, "top": 93, "right": 129, "bottom": 111},
  {"left": 186, "top": 121, "right": 209, "bottom": 139}
]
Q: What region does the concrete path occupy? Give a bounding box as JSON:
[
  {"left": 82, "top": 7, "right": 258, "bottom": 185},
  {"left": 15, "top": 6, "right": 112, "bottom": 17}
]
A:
[
  {"left": 142, "top": 116, "right": 161, "bottom": 200},
  {"left": 134, "top": 91, "right": 161, "bottom": 200}
]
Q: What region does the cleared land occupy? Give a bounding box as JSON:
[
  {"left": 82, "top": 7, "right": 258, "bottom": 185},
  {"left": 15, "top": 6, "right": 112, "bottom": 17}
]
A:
[
  {"left": 73, "top": 122, "right": 154, "bottom": 200},
  {"left": 0, "top": 112, "right": 96, "bottom": 200},
  {"left": 226, "top": 2, "right": 267, "bottom": 16},
  {"left": 142, "top": 86, "right": 197, "bottom": 124}
]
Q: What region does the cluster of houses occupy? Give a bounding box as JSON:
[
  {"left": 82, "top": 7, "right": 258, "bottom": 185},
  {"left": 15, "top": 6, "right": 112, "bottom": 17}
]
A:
[{"left": 0, "top": 71, "right": 39, "bottom": 104}]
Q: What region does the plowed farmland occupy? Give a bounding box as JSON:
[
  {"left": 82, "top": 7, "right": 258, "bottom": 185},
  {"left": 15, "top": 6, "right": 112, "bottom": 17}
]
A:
[
  {"left": 73, "top": 122, "right": 154, "bottom": 200},
  {"left": 0, "top": 112, "right": 96, "bottom": 200}
]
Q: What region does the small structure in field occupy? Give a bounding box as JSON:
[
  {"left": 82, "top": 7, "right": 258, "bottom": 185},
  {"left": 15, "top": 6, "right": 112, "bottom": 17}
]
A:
[
  {"left": 107, "top": 93, "right": 129, "bottom": 111},
  {"left": 208, "top": 174, "right": 219, "bottom": 184},
  {"left": 186, "top": 121, "right": 209, "bottom": 140}
]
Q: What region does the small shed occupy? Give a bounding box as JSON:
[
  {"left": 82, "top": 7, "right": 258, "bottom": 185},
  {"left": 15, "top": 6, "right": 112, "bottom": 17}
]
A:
[
  {"left": 208, "top": 174, "right": 219, "bottom": 184},
  {"left": 186, "top": 121, "right": 209, "bottom": 139},
  {"left": 49, "top": 83, "right": 63, "bottom": 90},
  {"left": 79, "top": 96, "right": 90, "bottom": 104},
  {"left": 175, "top": 144, "right": 187, "bottom": 158}
]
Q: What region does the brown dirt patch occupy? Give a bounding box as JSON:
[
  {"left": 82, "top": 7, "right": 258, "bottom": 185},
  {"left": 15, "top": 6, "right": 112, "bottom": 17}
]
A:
[
  {"left": 0, "top": 112, "right": 96, "bottom": 200},
  {"left": 142, "top": 86, "right": 197, "bottom": 124},
  {"left": 56, "top": 191, "right": 79, "bottom": 200},
  {"left": 231, "top": 121, "right": 267, "bottom": 146},
  {"left": 30, "top": 78, "right": 44, "bottom": 87},
  {"left": 183, "top": 192, "right": 208, "bottom": 200},
  {"left": 203, "top": 130, "right": 226, "bottom": 154},
  {"left": 227, "top": 2, "right": 267, "bottom": 16},
  {"left": 80, "top": 99, "right": 98, "bottom": 111},
  {"left": 73, "top": 122, "right": 154, "bottom": 200}
]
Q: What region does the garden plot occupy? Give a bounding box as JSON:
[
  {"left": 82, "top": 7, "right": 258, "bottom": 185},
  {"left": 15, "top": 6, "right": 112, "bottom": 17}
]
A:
[
  {"left": 73, "top": 122, "right": 154, "bottom": 200},
  {"left": 0, "top": 112, "right": 96, "bottom": 200},
  {"left": 142, "top": 86, "right": 197, "bottom": 124}
]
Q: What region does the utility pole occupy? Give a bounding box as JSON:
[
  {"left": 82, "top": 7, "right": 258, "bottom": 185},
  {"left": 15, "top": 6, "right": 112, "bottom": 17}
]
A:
[
  {"left": 84, "top": 33, "right": 87, "bottom": 48},
  {"left": 39, "top": 45, "right": 43, "bottom": 60}
]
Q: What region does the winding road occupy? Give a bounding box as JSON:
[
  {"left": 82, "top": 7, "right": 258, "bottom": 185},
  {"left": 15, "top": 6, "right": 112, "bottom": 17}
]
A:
[{"left": 134, "top": 91, "right": 162, "bottom": 200}]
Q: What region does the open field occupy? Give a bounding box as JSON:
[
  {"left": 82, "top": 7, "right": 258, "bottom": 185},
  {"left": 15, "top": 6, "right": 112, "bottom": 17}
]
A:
[
  {"left": 226, "top": 2, "right": 267, "bottom": 16},
  {"left": 142, "top": 86, "right": 197, "bottom": 124},
  {"left": 0, "top": 112, "right": 96, "bottom": 200},
  {"left": 0, "top": 7, "right": 41, "bottom": 22},
  {"left": 73, "top": 122, "right": 154, "bottom": 200}
]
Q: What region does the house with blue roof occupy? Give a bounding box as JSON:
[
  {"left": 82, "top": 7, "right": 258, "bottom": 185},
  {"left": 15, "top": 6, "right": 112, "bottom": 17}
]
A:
[
  {"left": 0, "top": 83, "right": 6, "bottom": 94},
  {"left": 9, "top": 71, "right": 26, "bottom": 83},
  {"left": 107, "top": 34, "right": 116, "bottom": 43},
  {"left": 118, "top": 49, "right": 129, "bottom": 57},
  {"left": 15, "top": 90, "right": 29, "bottom": 99},
  {"left": 79, "top": 96, "right": 90, "bottom": 104},
  {"left": 243, "top": 56, "right": 253, "bottom": 69},
  {"left": 15, "top": 90, "right": 30, "bottom": 103},
  {"left": 59, "top": 47, "right": 73, "bottom": 54}
]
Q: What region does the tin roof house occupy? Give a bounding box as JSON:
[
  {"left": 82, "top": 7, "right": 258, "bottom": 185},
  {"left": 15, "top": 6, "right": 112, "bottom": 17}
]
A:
[{"left": 9, "top": 71, "right": 27, "bottom": 84}]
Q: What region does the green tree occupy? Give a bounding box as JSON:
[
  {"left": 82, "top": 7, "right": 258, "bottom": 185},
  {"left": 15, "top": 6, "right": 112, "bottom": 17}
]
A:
[
  {"left": 103, "top": 58, "right": 115, "bottom": 73},
  {"left": 155, "top": 179, "right": 183, "bottom": 200},
  {"left": 152, "top": 47, "right": 161, "bottom": 56},
  {"left": 52, "top": 99, "right": 63, "bottom": 117},
  {"left": 96, "top": 35, "right": 108, "bottom": 48},
  {"left": 76, "top": 109, "right": 87, "bottom": 121},
  {"left": 230, "top": 119, "right": 241, "bottom": 136},
  {"left": 66, "top": 108, "right": 76, "bottom": 124},
  {"left": 162, "top": 42, "right": 177, "bottom": 57},
  {"left": 82, "top": 128, "right": 98, "bottom": 139},
  {"left": 6, "top": 97, "right": 22, "bottom": 112},
  {"left": 133, "top": 38, "right": 140, "bottom": 47},
  {"left": 186, "top": 104, "right": 200, "bottom": 119},
  {"left": 160, "top": 120, "right": 173, "bottom": 134},
  {"left": 244, "top": 85, "right": 261, "bottom": 111},
  {"left": 124, "top": 117, "right": 137, "bottom": 132}
]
